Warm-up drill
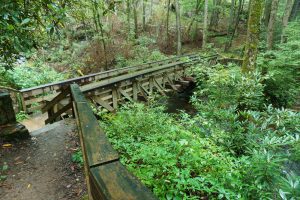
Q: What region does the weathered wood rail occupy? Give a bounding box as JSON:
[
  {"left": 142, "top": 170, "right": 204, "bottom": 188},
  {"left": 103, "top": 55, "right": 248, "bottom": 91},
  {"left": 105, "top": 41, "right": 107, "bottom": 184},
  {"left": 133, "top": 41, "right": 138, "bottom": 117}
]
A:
[
  {"left": 70, "top": 84, "right": 157, "bottom": 200},
  {"left": 18, "top": 53, "right": 217, "bottom": 114}
]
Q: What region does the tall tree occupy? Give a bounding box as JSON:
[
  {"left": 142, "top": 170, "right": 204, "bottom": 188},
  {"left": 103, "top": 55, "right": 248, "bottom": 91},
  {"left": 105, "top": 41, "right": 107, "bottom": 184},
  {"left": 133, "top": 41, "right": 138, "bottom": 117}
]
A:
[
  {"left": 142, "top": 0, "right": 147, "bottom": 31},
  {"left": 126, "top": 0, "right": 131, "bottom": 39},
  {"left": 242, "top": 0, "right": 264, "bottom": 72},
  {"left": 210, "top": 0, "right": 222, "bottom": 30},
  {"left": 267, "top": 0, "right": 279, "bottom": 50},
  {"left": 290, "top": 0, "right": 300, "bottom": 20},
  {"left": 225, "top": 0, "right": 243, "bottom": 51},
  {"left": 175, "top": 0, "right": 182, "bottom": 55},
  {"left": 281, "top": 0, "right": 295, "bottom": 43},
  {"left": 166, "top": 0, "right": 171, "bottom": 43},
  {"left": 203, "top": 0, "right": 209, "bottom": 48},
  {"left": 133, "top": 0, "right": 139, "bottom": 39},
  {"left": 263, "top": 0, "right": 272, "bottom": 26}
]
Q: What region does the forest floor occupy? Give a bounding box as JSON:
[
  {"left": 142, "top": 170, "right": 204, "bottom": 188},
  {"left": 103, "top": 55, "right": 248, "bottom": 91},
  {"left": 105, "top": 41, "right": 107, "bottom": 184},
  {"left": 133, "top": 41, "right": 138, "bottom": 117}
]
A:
[{"left": 0, "top": 119, "right": 86, "bottom": 200}]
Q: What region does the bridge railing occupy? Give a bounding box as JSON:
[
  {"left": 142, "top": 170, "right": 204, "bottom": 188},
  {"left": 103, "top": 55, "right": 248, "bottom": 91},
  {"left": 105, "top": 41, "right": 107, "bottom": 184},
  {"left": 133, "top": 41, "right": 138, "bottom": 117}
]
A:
[
  {"left": 68, "top": 84, "right": 157, "bottom": 200},
  {"left": 19, "top": 53, "right": 216, "bottom": 113}
]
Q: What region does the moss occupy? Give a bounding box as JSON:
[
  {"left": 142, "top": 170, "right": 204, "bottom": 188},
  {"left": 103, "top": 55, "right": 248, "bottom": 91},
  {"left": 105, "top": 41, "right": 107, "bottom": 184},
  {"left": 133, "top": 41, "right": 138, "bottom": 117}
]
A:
[{"left": 242, "top": 0, "right": 264, "bottom": 72}]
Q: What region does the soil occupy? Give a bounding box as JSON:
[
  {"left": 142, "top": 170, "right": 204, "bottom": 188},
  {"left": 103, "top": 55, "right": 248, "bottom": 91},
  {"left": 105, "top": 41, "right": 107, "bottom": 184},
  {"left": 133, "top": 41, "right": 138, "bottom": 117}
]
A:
[{"left": 0, "top": 119, "right": 86, "bottom": 200}]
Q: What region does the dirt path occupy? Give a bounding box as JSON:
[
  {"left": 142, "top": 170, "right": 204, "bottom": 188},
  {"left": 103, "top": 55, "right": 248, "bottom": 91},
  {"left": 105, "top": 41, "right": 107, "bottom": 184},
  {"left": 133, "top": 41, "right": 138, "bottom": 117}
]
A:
[{"left": 0, "top": 119, "right": 86, "bottom": 200}]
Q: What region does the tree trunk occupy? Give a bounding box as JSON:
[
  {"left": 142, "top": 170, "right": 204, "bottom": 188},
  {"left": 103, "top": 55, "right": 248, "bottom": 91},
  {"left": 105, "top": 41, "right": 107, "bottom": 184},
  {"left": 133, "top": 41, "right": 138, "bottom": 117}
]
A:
[
  {"left": 267, "top": 0, "right": 279, "bottom": 50},
  {"left": 281, "top": 0, "right": 294, "bottom": 43},
  {"left": 225, "top": 0, "right": 243, "bottom": 51},
  {"left": 186, "top": 0, "right": 201, "bottom": 37},
  {"left": 290, "top": 0, "right": 300, "bottom": 20},
  {"left": 133, "top": 1, "right": 138, "bottom": 39},
  {"left": 166, "top": 0, "right": 171, "bottom": 43},
  {"left": 203, "top": 0, "right": 209, "bottom": 48},
  {"left": 175, "top": 0, "right": 182, "bottom": 55},
  {"left": 126, "top": 0, "right": 131, "bottom": 39},
  {"left": 142, "top": 0, "right": 147, "bottom": 31},
  {"left": 242, "top": 0, "right": 264, "bottom": 72},
  {"left": 263, "top": 0, "right": 272, "bottom": 26},
  {"left": 210, "top": 0, "right": 222, "bottom": 29}
]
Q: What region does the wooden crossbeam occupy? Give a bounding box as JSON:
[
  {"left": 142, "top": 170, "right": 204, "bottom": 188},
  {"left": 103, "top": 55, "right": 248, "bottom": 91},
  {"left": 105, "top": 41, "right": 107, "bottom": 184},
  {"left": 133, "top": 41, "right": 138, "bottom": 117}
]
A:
[
  {"left": 118, "top": 88, "right": 133, "bottom": 102},
  {"left": 42, "top": 87, "right": 70, "bottom": 113},
  {"left": 93, "top": 97, "right": 114, "bottom": 112},
  {"left": 166, "top": 76, "right": 178, "bottom": 91},
  {"left": 45, "top": 102, "right": 72, "bottom": 124},
  {"left": 153, "top": 78, "right": 166, "bottom": 95}
]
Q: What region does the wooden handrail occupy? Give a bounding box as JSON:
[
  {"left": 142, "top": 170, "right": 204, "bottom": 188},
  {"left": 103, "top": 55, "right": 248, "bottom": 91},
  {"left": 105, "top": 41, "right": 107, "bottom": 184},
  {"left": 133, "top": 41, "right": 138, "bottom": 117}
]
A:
[{"left": 70, "top": 84, "right": 157, "bottom": 200}]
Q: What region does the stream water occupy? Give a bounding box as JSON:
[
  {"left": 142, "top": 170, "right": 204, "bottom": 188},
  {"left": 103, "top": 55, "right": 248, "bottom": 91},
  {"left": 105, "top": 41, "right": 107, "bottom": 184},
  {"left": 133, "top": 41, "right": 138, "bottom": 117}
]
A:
[{"left": 163, "top": 84, "right": 197, "bottom": 115}]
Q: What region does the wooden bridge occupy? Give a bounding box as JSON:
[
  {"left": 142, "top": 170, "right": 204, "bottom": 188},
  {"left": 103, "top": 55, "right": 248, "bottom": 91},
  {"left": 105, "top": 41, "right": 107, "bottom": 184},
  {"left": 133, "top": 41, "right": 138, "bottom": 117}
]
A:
[
  {"left": 16, "top": 54, "right": 217, "bottom": 120},
  {"left": 10, "top": 53, "right": 217, "bottom": 199}
]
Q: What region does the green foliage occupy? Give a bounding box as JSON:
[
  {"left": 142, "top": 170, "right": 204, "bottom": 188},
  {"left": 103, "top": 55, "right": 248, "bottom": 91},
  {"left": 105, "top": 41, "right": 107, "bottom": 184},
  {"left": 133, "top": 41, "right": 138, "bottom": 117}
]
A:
[
  {"left": 193, "top": 64, "right": 266, "bottom": 111},
  {"left": 0, "top": 0, "right": 67, "bottom": 68},
  {"left": 102, "top": 104, "right": 243, "bottom": 199},
  {"left": 0, "top": 162, "right": 9, "bottom": 181},
  {"left": 6, "top": 63, "right": 65, "bottom": 89},
  {"left": 102, "top": 102, "right": 300, "bottom": 199},
  {"left": 16, "top": 111, "right": 29, "bottom": 122},
  {"left": 115, "top": 36, "right": 168, "bottom": 68},
  {"left": 258, "top": 21, "right": 300, "bottom": 108},
  {"left": 71, "top": 150, "right": 83, "bottom": 167}
]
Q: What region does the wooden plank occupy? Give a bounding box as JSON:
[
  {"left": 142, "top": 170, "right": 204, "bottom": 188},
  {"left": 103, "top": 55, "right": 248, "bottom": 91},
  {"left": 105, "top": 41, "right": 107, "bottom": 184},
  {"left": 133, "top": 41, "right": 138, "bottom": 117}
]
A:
[
  {"left": 73, "top": 101, "right": 94, "bottom": 200},
  {"left": 90, "top": 161, "right": 157, "bottom": 200},
  {"left": 118, "top": 88, "right": 133, "bottom": 102},
  {"left": 75, "top": 102, "right": 119, "bottom": 167},
  {"left": 153, "top": 78, "right": 166, "bottom": 95},
  {"left": 166, "top": 75, "right": 178, "bottom": 91},
  {"left": 112, "top": 88, "right": 118, "bottom": 109},
  {"left": 132, "top": 81, "right": 138, "bottom": 101},
  {"left": 42, "top": 87, "right": 70, "bottom": 113},
  {"left": 93, "top": 97, "right": 115, "bottom": 112},
  {"left": 71, "top": 84, "right": 87, "bottom": 103},
  {"left": 45, "top": 102, "right": 72, "bottom": 124}
]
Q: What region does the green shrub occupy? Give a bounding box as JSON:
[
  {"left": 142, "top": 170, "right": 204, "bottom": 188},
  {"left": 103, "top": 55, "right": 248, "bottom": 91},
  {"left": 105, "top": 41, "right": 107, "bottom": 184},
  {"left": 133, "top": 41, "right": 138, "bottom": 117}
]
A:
[
  {"left": 6, "top": 63, "right": 65, "bottom": 89},
  {"left": 258, "top": 21, "right": 300, "bottom": 108},
  {"left": 102, "top": 104, "right": 245, "bottom": 199},
  {"left": 193, "top": 64, "right": 265, "bottom": 111}
]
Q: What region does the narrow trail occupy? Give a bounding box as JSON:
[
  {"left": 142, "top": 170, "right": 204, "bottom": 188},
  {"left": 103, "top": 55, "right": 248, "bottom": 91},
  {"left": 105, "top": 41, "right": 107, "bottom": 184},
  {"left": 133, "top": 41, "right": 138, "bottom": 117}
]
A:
[{"left": 0, "top": 119, "right": 86, "bottom": 200}]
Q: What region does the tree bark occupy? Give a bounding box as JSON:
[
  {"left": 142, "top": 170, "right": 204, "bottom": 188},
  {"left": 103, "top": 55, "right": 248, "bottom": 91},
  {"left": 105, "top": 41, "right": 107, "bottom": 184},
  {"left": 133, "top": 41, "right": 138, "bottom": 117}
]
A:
[
  {"left": 263, "top": 0, "right": 272, "bottom": 26},
  {"left": 175, "top": 0, "right": 182, "bottom": 55},
  {"left": 142, "top": 0, "right": 147, "bottom": 31},
  {"left": 126, "top": 0, "right": 131, "bottom": 39},
  {"left": 267, "top": 0, "right": 279, "bottom": 50},
  {"left": 281, "top": 0, "right": 294, "bottom": 43},
  {"left": 225, "top": 0, "right": 243, "bottom": 51},
  {"left": 133, "top": 0, "right": 138, "bottom": 39},
  {"left": 186, "top": 0, "right": 201, "bottom": 37},
  {"left": 166, "top": 0, "right": 171, "bottom": 43},
  {"left": 290, "top": 0, "right": 300, "bottom": 20},
  {"left": 210, "top": 0, "right": 222, "bottom": 29},
  {"left": 242, "top": 0, "right": 264, "bottom": 72},
  {"left": 203, "top": 0, "right": 209, "bottom": 48}
]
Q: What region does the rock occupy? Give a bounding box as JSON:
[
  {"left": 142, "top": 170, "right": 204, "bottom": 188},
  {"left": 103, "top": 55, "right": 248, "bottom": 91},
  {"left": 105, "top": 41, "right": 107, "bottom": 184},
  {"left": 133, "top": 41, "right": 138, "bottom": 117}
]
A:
[
  {"left": 0, "top": 123, "right": 30, "bottom": 141},
  {"left": 0, "top": 92, "right": 30, "bottom": 141}
]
